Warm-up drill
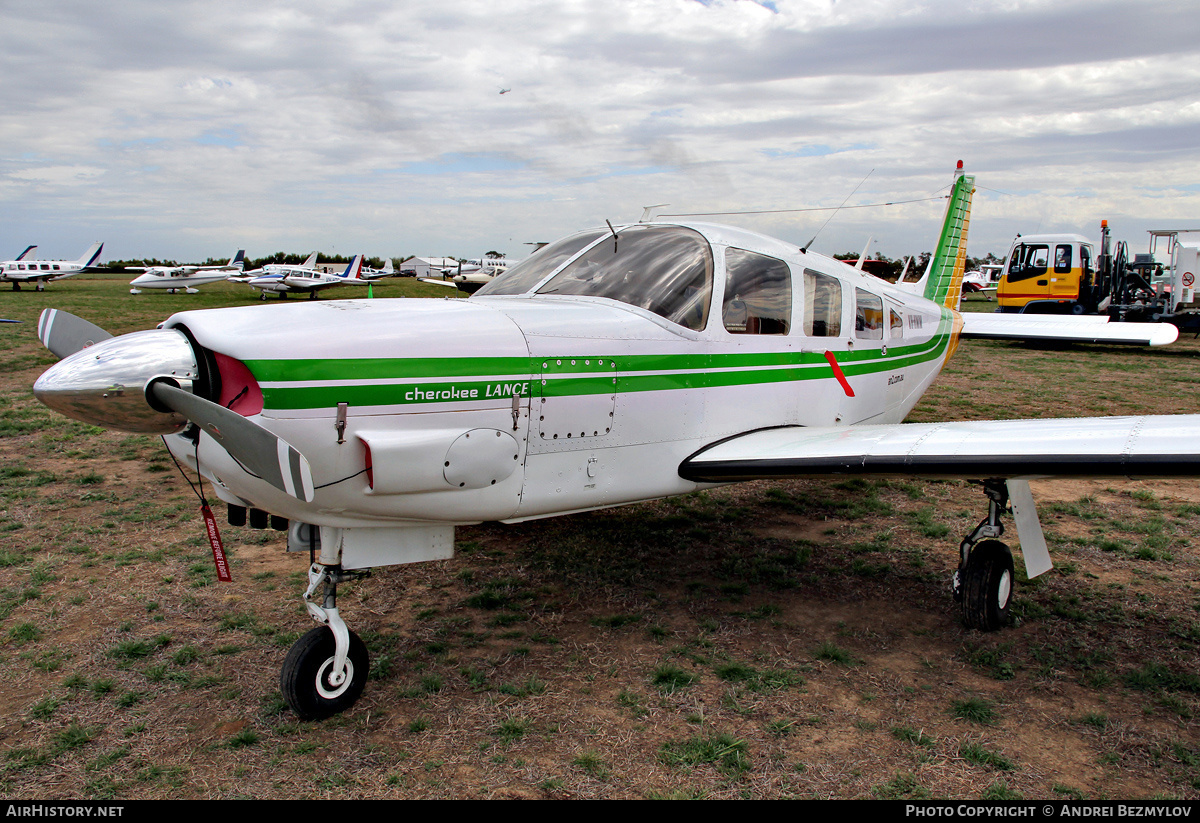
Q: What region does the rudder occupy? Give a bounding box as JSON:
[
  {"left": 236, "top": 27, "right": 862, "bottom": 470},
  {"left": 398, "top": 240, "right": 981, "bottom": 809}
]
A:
[{"left": 922, "top": 163, "right": 975, "bottom": 310}]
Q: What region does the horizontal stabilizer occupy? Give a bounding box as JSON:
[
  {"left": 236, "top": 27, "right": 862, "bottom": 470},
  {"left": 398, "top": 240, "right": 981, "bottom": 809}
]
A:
[
  {"left": 680, "top": 415, "right": 1200, "bottom": 483},
  {"left": 960, "top": 313, "right": 1178, "bottom": 346}
]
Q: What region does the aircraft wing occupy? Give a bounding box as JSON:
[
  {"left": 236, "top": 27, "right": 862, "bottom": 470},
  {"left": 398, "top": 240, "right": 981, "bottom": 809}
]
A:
[
  {"left": 959, "top": 313, "right": 1178, "bottom": 346},
  {"left": 679, "top": 415, "right": 1200, "bottom": 483}
]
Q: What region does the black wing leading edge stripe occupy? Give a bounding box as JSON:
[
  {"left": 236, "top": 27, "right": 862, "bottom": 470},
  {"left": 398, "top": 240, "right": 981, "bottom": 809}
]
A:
[{"left": 679, "top": 453, "right": 1200, "bottom": 483}]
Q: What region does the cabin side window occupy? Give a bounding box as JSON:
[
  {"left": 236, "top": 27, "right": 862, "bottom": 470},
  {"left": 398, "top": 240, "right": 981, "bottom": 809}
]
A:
[
  {"left": 855, "top": 288, "right": 884, "bottom": 340},
  {"left": 803, "top": 270, "right": 841, "bottom": 337},
  {"left": 722, "top": 248, "right": 791, "bottom": 335},
  {"left": 1007, "top": 244, "right": 1050, "bottom": 282},
  {"left": 1080, "top": 245, "right": 1093, "bottom": 277},
  {"left": 1054, "top": 244, "right": 1072, "bottom": 273},
  {"left": 889, "top": 308, "right": 904, "bottom": 339}
]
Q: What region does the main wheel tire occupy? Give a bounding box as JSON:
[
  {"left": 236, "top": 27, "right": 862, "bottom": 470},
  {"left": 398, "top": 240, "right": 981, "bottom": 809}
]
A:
[
  {"left": 281, "top": 626, "right": 369, "bottom": 720},
  {"left": 960, "top": 540, "right": 1014, "bottom": 632}
]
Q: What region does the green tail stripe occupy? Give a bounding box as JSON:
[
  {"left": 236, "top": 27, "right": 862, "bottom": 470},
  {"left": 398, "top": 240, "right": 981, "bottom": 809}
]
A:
[{"left": 923, "top": 173, "right": 975, "bottom": 307}]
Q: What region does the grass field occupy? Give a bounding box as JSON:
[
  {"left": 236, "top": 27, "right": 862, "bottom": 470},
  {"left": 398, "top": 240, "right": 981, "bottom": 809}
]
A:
[{"left": 1, "top": 279, "right": 1199, "bottom": 799}]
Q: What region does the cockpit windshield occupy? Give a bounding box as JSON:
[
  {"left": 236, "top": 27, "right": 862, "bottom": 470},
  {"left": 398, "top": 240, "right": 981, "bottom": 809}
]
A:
[
  {"left": 475, "top": 230, "right": 607, "bottom": 296},
  {"left": 534, "top": 226, "right": 713, "bottom": 330}
]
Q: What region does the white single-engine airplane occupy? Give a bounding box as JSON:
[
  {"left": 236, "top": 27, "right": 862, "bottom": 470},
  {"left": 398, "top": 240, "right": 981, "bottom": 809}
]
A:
[
  {"left": 32, "top": 163, "right": 1199, "bottom": 720},
  {"left": 243, "top": 253, "right": 368, "bottom": 299},
  {"left": 360, "top": 259, "right": 394, "bottom": 280},
  {"left": 2, "top": 242, "right": 104, "bottom": 291},
  {"left": 128, "top": 251, "right": 246, "bottom": 294}
]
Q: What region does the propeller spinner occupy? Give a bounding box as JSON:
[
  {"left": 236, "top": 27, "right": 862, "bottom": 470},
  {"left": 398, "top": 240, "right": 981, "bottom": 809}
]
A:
[{"left": 34, "top": 310, "right": 314, "bottom": 502}]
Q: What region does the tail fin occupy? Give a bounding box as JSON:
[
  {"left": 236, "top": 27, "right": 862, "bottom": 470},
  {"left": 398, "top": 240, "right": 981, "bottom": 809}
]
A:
[
  {"left": 78, "top": 243, "right": 104, "bottom": 269},
  {"left": 301, "top": 251, "right": 318, "bottom": 269},
  {"left": 228, "top": 250, "right": 246, "bottom": 270},
  {"left": 15, "top": 245, "right": 37, "bottom": 261},
  {"left": 921, "top": 162, "right": 975, "bottom": 309},
  {"left": 382, "top": 259, "right": 393, "bottom": 275},
  {"left": 341, "top": 255, "right": 364, "bottom": 279}
]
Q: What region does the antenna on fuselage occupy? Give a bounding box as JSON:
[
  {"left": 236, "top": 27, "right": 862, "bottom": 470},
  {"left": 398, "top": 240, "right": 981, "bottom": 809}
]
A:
[
  {"left": 855, "top": 236, "right": 874, "bottom": 271},
  {"left": 639, "top": 204, "right": 669, "bottom": 222},
  {"left": 605, "top": 219, "right": 619, "bottom": 253},
  {"left": 800, "top": 169, "right": 874, "bottom": 254}
]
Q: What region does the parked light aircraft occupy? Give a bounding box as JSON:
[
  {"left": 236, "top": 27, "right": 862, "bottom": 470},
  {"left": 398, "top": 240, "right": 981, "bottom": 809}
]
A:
[
  {"left": 244, "top": 254, "right": 367, "bottom": 299},
  {"left": 128, "top": 251, "right": 246, "bottom": 294},
  {"left": 1, "top": 243, "right": 103, "bottom": 291},
  {"left": 431, "top": 257, "right": 515, "bottom": 294},
  {"left": 32, "top": 162, "right": 1199, "bottom": 720},
  {"left": 961, "top": 263, "right": 1001, "bottom": 300},
  {"left": 360, "top": 259, "right": 394, "bottom": 280}
]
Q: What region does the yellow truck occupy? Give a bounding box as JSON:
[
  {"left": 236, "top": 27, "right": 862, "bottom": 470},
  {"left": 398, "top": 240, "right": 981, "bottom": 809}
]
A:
[
  {"left": 996, "top": 233, "right": 1096, "bottom": 314},
  {"left": 994, "top": 222, "right": 1200, "bottom": 333}
]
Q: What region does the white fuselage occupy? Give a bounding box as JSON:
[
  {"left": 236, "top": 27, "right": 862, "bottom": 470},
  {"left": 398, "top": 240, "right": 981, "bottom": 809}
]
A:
[
  {"left": 130, "top": 269, "right": 232, "bottom": 291},
  {"left": 2, "top": 260, "right": 86, "bottom": 283},
  {"left": 161, "top": 223, "right": 954, "bottom": 532}
]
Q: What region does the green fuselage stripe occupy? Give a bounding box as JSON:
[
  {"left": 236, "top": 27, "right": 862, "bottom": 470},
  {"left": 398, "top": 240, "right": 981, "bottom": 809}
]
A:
[{"left": 253, "top": 314, "right": 954, "bottom": 410}]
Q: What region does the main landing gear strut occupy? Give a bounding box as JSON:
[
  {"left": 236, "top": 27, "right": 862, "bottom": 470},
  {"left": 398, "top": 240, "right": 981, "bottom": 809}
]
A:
[
  {"left": 953, "top": 479, "right": 1016, "bottom": 632},
  {"left": 280, "top": 562, "right": 371, "bottom": 720}
]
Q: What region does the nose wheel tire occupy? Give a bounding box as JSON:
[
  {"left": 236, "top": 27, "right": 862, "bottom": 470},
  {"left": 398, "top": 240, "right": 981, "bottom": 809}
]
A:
[
  {"left": 281, "top": 626, "right": 369, "bottom": 720},
  {"left": 960, "top": 540, "right": 1014, "bottom": 632}
]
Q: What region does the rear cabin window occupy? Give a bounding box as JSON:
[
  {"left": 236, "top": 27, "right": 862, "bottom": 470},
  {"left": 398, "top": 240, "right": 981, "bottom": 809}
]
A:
[
  {"left": 889, "top": 308, "right": 904, "bottom": 337},
  {"left": 855, "top": 289, "right": 884, "bottom": 340},
  {"left": 536, "top": 226, "right": 713, "bottom": 331},
  {"left": 476, "top": 230, "right": 606, "bottom": 296},
  {"left": 722, "top": 248, "right": 791, "bottom": 335},
  {"left": 803, "top": 270, "right": 842, "bottom": 337}
]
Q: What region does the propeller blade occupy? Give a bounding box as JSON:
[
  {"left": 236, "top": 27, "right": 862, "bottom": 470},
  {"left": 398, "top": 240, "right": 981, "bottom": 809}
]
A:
[
  {"left": 37, "top": 309, "right": 113, "bottom": 360},
  {"left": 150, "top": 382, "right": 315, "bottom": 503}
]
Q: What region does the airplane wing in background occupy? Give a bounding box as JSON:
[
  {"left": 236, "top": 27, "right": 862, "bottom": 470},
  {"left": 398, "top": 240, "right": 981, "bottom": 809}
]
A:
[{"left": 959, "top": 312, "right": 1179, "bottom": 346}]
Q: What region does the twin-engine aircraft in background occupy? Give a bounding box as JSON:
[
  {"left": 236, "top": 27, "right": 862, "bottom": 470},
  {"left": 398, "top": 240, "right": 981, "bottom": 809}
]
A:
[
  {"left": 242, "top": 253, "right": 368, "bottom": 299},
  {"left": 127, "top": 251, "right": 246, "bottom": 294},
  {"left": 32, "top": 162, "right": 1200, "bottom": 720},
  {"left": 1, "top": 242, "right": 104, "bottom": 290}
]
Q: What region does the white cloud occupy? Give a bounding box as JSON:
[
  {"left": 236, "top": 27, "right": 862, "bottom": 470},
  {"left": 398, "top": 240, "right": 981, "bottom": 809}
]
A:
[{"left": 0, "top": 0, "right": 1197, "bottom": 261}]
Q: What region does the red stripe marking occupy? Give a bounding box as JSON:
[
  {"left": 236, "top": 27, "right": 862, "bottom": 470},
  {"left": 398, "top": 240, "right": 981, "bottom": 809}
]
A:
[{"left": 824, "top": 350, "right": 855, "bottom": 397}]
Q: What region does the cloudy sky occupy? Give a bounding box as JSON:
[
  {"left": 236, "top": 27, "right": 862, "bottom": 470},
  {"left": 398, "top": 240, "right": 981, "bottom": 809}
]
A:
[{"left": 2, "top": 0, "right": 1198, "bottom": 265}]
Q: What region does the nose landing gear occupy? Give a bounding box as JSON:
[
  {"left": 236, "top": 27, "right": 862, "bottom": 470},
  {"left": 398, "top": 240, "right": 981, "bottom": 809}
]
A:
[{"left": 280, "top": 562, "right": 371, "bottom": 720}]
